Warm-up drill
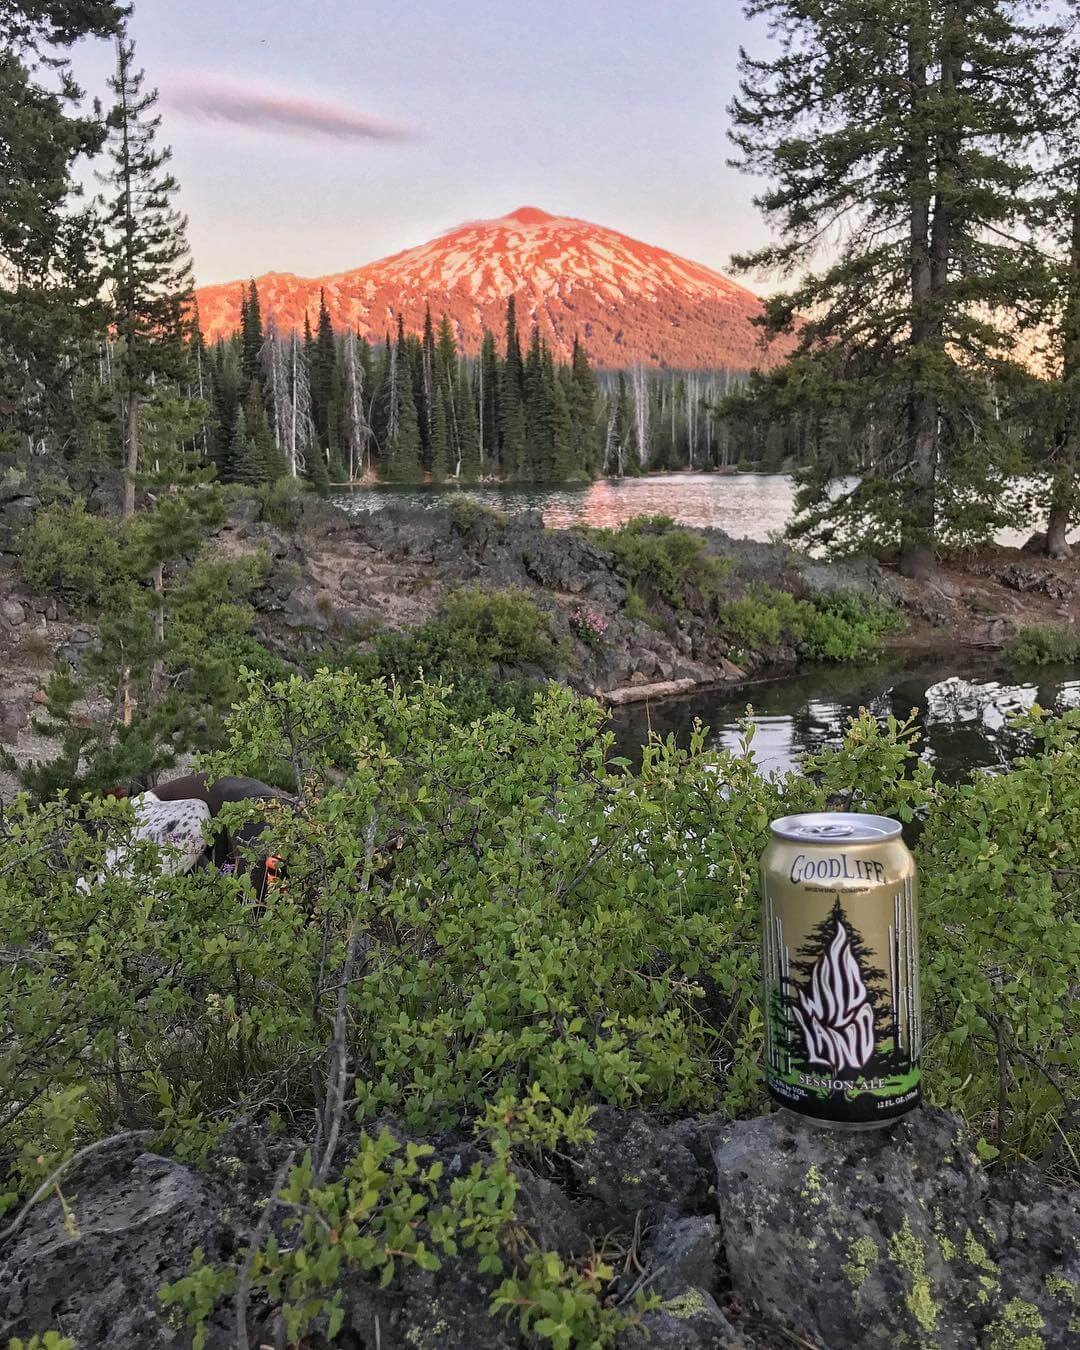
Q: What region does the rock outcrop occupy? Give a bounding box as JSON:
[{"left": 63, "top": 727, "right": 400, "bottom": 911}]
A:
[{"left": 2, "top": 1107, "right": 1075, "bottom": 1349}]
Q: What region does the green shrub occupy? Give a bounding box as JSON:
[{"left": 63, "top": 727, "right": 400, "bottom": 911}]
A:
[
  {"left": 331, "top": 587, "right": 562, "bottom": 708},
  {"left": 447, "top": 496, "right": 507, "bottom": 534},
  {"left": 799, "top": 591, "right": 906, "bottom": 661},
  {"left": 2, "top": 685, "right": 1077, "bottom": 1341},
  {"left": 1004, "top": 625, "right": 1080, "bottom": 667},
  {"left": 716, "top": 585, "right": 904, "bottom": 662},
  {"left": 18, "top": 500, "right": 128, "bottom": 610},
  {"left": 439, "top": 586, "right": 560, "bottom": 669},
  {"left": 259, "top": 476, "right": 313, "bottom": 529},
  {"left": 587, "top": 516, "right": 729, "bottom": 611}
]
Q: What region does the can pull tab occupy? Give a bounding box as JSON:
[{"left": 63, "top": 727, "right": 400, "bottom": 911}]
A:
[{"left": 797, "top": 822, "right": 856, "bottom": 838}]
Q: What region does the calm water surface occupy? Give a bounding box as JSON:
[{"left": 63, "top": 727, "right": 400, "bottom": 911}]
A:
[
  {"left": 609, "top": 654, "right": 1080, "bottom": 781},
  {"left": 334, "top": 477, "right": 1079, "bottom": 778},
  {"left": 334, "top": 474, "right": 795, "bottom": 539},
  {"left": 333, "top": 473, "right": 1049, "bottom": 547}
]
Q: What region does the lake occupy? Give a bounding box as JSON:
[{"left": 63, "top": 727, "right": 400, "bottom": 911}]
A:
[
  {"left": 332, "top": 472, "right": 1049, "bottom": 547},
  {"left": 608, "top": 653, "right": 1080, "bottom": 781}
]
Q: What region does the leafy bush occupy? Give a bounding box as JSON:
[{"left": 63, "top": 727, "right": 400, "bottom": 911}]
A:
[
  {"left": 1004, "top": 625, "right": 1080, "bottom": 667},
  {"left": 447, "top": 496, "right": 507, "bottom": 534},
  {"left": 325, "top": 586, "right": 563, "bottom": 720},
  {"left": 438, "top": 586, "right": 560, "bottom": 670},
  {"left": 586, "top": 516, "right": 729, "bottom": 610},
  {"left": 716, "top": 585, "right": 904, "bottom": 661},
  {"left": 2, "top": 683, "right": 1077, "bottom": 1340},
  {"left": 258, "top": 476, "right": 313, "bottom": 529},
  {"left": 799, "top": 591, "right": 906, "bottom": 661},
  {"left": 18, "top": 500, "right": 128, "bottom": 610}
]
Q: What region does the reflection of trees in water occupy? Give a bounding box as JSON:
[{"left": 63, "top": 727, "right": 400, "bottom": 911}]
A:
[{"left": 610, "top": 658, "right": 1080, "bottom": 781}]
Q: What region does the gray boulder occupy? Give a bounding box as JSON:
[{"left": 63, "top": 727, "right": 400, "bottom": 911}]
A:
[
  {"left": 712, "top": 1107, "right": 1079, "bottom": 1349},
  {"left": 0, "top": 1142, "right": 221, "bottom": 1348}
]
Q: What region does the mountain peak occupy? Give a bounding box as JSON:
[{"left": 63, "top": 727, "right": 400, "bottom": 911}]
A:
[
  {"left": 502, "top": 205, "right": 557, "bottom": 225},
  {"left": 195, "top": 209, "right": 792, "bottom": 371}
]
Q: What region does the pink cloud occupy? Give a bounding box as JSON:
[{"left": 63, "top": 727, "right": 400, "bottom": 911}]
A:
[{"left": 163, "top": 75, "right": 414, "bottom": 143}]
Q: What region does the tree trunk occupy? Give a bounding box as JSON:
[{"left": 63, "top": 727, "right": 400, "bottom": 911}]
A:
[
  {"left": 900, "top": 15, "right": 938, "bottom": 580},
  {"left": 1046, "top": 170, "right": 1080, "bottom": 559},
  {"left": 123, "top": 389, "right": 139, "bottom": 517},
  {"left": 150, "top": 561, "right": 165, "bottom": 701}
]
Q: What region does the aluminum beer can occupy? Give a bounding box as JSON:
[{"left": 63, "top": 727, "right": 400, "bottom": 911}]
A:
[{"left": 760, "top": 812, "right": 921, "bottom": 1128}]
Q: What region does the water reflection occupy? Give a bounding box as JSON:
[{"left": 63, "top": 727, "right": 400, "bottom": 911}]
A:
[
  {"left": 334, "top": 473, "right": 794, "bottom": 540},
  {"left": 608, "top": 654, "right": 1080, "bottom": 780},
  {"left": 333, "top": 473, "right": 1060, "bottom": 547}
]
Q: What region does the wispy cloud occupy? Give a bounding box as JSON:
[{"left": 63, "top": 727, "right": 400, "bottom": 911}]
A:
[{"left": 162, "top": 75, "right": 414, "bottom": 144}]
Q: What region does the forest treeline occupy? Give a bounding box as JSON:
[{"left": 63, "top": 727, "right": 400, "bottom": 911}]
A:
[
  {"left": 3, "top": 0, "right": 1080, "bottom": 564},
  {"left": 201, "top": 285, "right": 756, "bottom": 486}
]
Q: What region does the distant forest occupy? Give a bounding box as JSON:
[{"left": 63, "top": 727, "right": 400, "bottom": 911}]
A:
[{"left": 198, "top": 283, "right": 786, "bottom": 487}]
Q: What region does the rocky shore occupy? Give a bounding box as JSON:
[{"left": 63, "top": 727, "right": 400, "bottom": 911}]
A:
[
  {"left": 1, "top": 1107, "right": 1076, "bottom": 1348},
  {"left": 3, "top": 460, "right": 1080, "bottom": 793}
]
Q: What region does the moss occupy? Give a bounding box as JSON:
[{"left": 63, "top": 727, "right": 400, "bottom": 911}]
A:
[
  {"left": 937, "top": 1233, "right": 958, "bottom": 1261},
  {"left": 984, "top": 1299, "right": 1044, "bottom": 1350},
  {"left": 801, "top": 1163, "right": 825, "bottom": 1204},
  {"left": 842, "top": 1236, "right": 879, "bottom": 1290},
  {"left": 888, "top": 1217, "right": 939, "bottom": 1333},
  {"left": 1044, "top": 1273, "right": 1076, "bottom": 1302},
  {"left": 664, "top": 1289, "right": 708, "bottom": 1320}
]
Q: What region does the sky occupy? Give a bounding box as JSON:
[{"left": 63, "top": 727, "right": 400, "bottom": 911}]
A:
[{"left": 72, "top": 0, "right": 772, "bottom": 289}]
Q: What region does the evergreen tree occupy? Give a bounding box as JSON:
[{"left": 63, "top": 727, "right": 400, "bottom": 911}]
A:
[
  {"left": 229, "top": 404, "right": 262, "bottom": 484},
  {"left": 385, "top": 319, "right": 422, "bottom": 481},
  {"left": 478, "top": 327, "right": 500, "bottom": 469},
  {"left": 421, "top": 304, "right": 435, "bottom": 445},
  {"left": 101, "top": 34, "right": 196, "bottom": 516},
  {"left": 310, "top": 289, "right": 336, "bottom": 451},
  {"left": 499, "top": 297, "right": 526, "bottom": 478},
  {"left": 0, "top": 0, "right": 123, "bottom": 457},
  {"left": 730, "top": 0, "right": 1061, "bottom": 573},
  {"left": 1038, "top": 42, "right": 1080, "bottom": 558},
  {"left": 456, "top": 364, "right": 481, "bottom": 480},
  {"left": 551, "top": 371, "right": 576, "bottom": 481},
  {"left": 240, "top": 279, "right": 263, "bottom": 398},
  {"left": 430, "top": 384, "right": 450, "bottom": 481},
  {"left": 569, "top": 335, "right": 600, "bottom": 475}
]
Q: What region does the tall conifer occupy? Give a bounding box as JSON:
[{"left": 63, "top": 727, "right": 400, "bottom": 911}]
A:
[
  {"left": 730, "top": 0, "right": 1061, "bottom": 573},
  {"left": 101, "top": 33, "right": 195, "bottom": 515}
]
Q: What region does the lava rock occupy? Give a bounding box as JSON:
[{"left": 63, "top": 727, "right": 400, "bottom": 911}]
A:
[
  {"left": 711, "top": 1107, "right": 1079, "bottom": 1349},
  {"left": 0, "top": 1141, "right": 223, "bottom": 1349},
  {"left": 0, "top": 598, "right": 25, "bottom": 627},
  {"left": 567, "top": 1107, "right": 712, "bottom": 1229}
]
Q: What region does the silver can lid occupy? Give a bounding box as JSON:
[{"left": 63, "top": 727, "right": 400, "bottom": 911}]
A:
[{"left": 769, "top": 811, "right": 902, "bottom": 843}]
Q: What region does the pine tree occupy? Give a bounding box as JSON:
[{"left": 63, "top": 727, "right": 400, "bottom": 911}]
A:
[
  {"left": 240, "top": 279, "right": 264, "bottom": 398},
  {"left": 499, "top": 297, "right": 526, "bottom": 478},
  {"left": 101, "top": 34, "right": 195, "bottom": 516},
  {"left": 0, "top": 1, "right": 123, "bottom": 458},
  {"left": 421, "top": 304, "right": 435, "bottom": 446},
  {"left": 1039, "top": 45, "right": 1080, "bottom": 558},
  {"left": 730, "top": 0, "right": 1061, "bottom": 573},
  {"left": 430, "top": 384, "right": 450, "bottom": 481},
  {"left": 455, "top": 364, "right": 481, "bottom": 480},
  {"left": 385, "top": 320, "right": 422, "bottom": 481},
  {"left": 229, "top": 404, "right": 261, "bottom": 484},
  {"left": 478, "top": 328, "right": 500, "bottom": 469},
  {"left": 551, "top": 372, "right": 576, "bottom": 481},
  {"left": 569, "top": 336, "right": 600, "bottom": 476},
  {"left": 310, "top": 289, "right": 336, "bottom": 451}
]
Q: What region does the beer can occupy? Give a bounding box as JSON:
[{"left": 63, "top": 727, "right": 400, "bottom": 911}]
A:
[{"left": 760, "top": 812, "right": 921, "bottom": 1128}]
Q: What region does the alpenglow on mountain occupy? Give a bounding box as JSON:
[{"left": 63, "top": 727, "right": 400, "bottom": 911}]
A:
[{"left": 194, "top": 206, "right": 786, "bottom": 371}]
